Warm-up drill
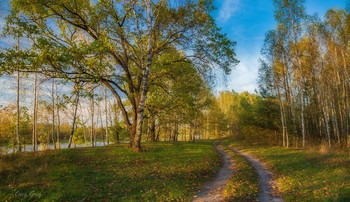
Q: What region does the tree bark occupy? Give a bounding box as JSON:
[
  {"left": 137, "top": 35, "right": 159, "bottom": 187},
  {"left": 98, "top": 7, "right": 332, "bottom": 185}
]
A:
[{"left": 133, "top": 0, "right": 153, "bottom": 151}]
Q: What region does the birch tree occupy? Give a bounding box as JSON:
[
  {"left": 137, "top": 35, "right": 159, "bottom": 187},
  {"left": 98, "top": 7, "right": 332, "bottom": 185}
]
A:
[{"left": 2, "top": 0, "right": 238, "bottom": 150}]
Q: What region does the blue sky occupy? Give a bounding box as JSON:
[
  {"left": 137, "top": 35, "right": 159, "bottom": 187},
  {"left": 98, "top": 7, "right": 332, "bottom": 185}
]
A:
[
  {"left": 0, "top": 0, "right": 348, "bottom": 103},
  {"left": 212, "top": 0, "right": 347, "bottom": 93}
]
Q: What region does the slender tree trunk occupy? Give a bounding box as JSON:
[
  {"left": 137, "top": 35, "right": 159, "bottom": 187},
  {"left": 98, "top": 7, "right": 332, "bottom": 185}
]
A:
[
  {"left": 184, "top": 124, "right": 187, "bottom": 141},
  {"left": 102, "top": 81, "right": 132, "bottom": 146},
  {"left": 97, "top": 102, "right": 104, "bottom": 145},
  {"left": 206, "top": 114, "right": 209, "bottom": 139},
  {"left": 322, "top": 101, "right": 331, "bottom": 148},
  {"left": 193, "top": 122, "right": 196, "bottom": 142},
  {"left": 156, "top": 125, "right": 161, "bottom": 141},
  {"left": 189, "top": 124, "right": 193, "bottom": 142},
  {"left": 301, "top": 94, "right": 306, "bottom": 147},
  {"left": 277, "top": 86, "right": 287, "bottom": 147},
  {"left": 332, "top": 105, "right": 341, "bottom": 145},
  {"left": 91, "top": 91, "right": 95, "bottom": 147},
  {"left": 15, "top": 36, "right": 22, "bottom": 152},
  {"left": 16, "top": 70, "right": 21, "bottom": 152},
  {"left": 68, "top": 90, "right": 80, "bottom": 148},
  {"left": 32, "top": 73, "right": 38, "bottom": 152},
  {"left": 172, "top": 122, "right": 178, "bottom": 141},
  {"left": 113, "top": 101, "right": 120, "bottom": 144},
  {"left": 149, "top": 116, "right": 156, "bottom": 142},
  {"left": 83, "top": 126, "right": 87, "bottom": 145},
  {"left": 104, "top": 86, "right": 109, "bottom": 145},
  {"left": 52, "top": 78, "right": 56, "bottom": 149},
  {"left": 16, "top": 57, "right": 21, "bottom": 152},
  {"left": 56, "top": 81, "right": 61, "bottom": 149}
]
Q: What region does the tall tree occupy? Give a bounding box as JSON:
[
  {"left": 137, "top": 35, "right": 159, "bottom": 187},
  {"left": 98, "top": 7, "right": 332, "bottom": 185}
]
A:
[
  {"left": 2, "top": 0, "right": 238, "bottom": 150},
  {"left": 258, "top": 2, "right": 350, "bottom": 148},
  {"left": 15, "top": 36, "right": 21, "bottom": 152},
  {"left": 51, "top": 78, "right": 56, "bottom": 149}
]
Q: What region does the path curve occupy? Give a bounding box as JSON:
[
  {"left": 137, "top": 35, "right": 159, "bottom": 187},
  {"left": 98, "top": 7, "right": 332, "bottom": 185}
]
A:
[
  {"left": 227, "top": 146, "right": 284, "bottom": 202},
  {"left": 192, "top": 142, "right": 234, "bottom": 202}
]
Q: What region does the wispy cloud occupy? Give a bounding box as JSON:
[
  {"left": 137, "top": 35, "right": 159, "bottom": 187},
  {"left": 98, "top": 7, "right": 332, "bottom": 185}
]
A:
[
  {"left": 217, "top": 0, "right": 240, "bottom": 23},
  {"left": 216, "top": 51, "right": 260, "bottom": 94}
]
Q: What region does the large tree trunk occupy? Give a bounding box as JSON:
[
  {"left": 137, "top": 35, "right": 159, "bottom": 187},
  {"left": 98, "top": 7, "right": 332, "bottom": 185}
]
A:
[
  {"left": 129, "top": 123, "right": 137, "bottom": 147},
  {"left": 133, "top": 0, "right": 153, "bottom": 151}
]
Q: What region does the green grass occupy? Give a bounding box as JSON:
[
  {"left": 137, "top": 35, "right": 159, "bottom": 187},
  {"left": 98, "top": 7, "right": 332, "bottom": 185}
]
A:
[
  {"left": 220, "top": 145, "right": 259, "bottom": 201},
  {"left": 0, "top": 142, "right": 220, "bottom": 201},
  {"left": 226, "top": 138, "right": 350, "bottom": 202}
]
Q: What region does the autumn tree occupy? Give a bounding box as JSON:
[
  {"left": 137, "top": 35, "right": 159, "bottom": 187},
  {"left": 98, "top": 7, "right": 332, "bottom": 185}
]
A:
[
  {"left": 258, "top": 1, "right": 350, "bottom": 148},
  {"left": 0, "top": 0, "right": 238, "bottom": 150}
]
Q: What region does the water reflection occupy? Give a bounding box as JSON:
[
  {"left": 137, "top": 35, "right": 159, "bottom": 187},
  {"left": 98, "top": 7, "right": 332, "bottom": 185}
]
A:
[{"left": 1, "top": 142, "right": 112, "bottom": 155}]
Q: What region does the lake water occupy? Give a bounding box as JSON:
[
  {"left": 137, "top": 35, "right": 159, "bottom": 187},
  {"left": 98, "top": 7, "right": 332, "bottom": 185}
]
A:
[{"left": 0, "top": 142, "right": 112, "bottom": 155}]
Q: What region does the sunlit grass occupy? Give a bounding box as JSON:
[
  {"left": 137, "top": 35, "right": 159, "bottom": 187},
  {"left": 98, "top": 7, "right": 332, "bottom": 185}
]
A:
[
  {"left": 221, "top": 145, "right": 259, "bottom": 201},
  {"left": 226, "top": 138, "right": 350, "bottom": 201},
  {"left": 0, "top": 142, "right": 220, "bottom": 201}
]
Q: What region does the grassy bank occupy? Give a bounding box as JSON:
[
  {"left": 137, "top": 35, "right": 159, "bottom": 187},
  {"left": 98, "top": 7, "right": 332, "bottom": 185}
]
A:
[
  {"left": 220, "top": 145, "right": 259, "bottom": 201},
  {"left": 0, "top": 142, "right": 220, "bottom": 201},
  {"left": 226, "top": 138, "right": 350, "bottom": 201}
]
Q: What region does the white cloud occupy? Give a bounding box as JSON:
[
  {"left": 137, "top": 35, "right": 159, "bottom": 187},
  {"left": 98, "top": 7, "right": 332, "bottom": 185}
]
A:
[
  {"left": 216, "top": 51, "right": 260, "bottom": 94},
  {"left": 217, "top": 0, "right": 240, "bottom": 23}
]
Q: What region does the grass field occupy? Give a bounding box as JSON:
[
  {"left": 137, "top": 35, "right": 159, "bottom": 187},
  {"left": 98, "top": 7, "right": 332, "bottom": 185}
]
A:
[
  {"left": 225, "top": 138, "right": 350, "bottom": 201},
  {"left": 220, "top": 145, "right": 259, "bottom": 201},
  {"left": 0, "top": 142, "right": 220, "bottom": 201}
]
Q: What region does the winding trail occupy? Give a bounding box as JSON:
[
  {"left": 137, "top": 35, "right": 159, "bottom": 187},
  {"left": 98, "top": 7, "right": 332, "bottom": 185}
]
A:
[
  {"left": 227, "top": 146, "right": 284, "bottom": 202},
  {"left": 192, "top": 142, "right": 284, "bottom": 202},
  {"left": 192, "top": 142, "right": 234, "bottom": 202}
]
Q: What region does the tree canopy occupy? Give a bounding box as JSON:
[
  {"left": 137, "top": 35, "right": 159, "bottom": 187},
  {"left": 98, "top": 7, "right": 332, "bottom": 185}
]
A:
[{"left": 0, "top": 0, "right": 238, "bottom": 150}]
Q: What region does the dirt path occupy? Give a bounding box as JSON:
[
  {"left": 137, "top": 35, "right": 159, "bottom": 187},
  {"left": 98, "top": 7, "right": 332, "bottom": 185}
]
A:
[
  {"left": 192, "top": 143, "right": 234, "bottom": 202},
  {"left": 227, "top": 146, "right": 284, "bottom": 202}
]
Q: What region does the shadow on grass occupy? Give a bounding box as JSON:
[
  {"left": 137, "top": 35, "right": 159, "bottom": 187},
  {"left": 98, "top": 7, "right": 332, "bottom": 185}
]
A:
[{"left": 0, "top": 141, "right": 220, "bottom": 201}]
